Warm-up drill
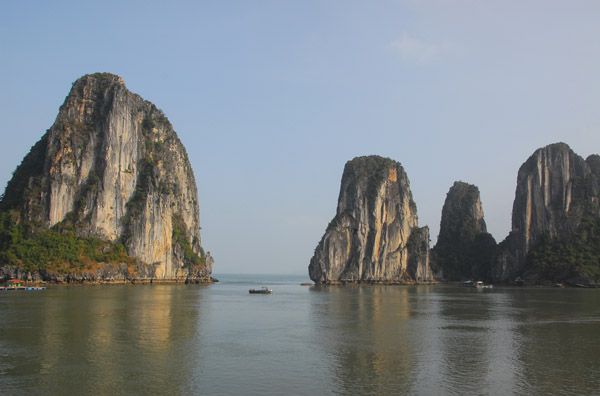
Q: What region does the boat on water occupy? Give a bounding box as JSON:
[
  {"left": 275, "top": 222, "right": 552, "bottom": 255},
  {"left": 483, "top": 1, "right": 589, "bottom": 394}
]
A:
[
  {"left": 1, "top": 279, "right": 46, "bottom": 291},
  {"left": 249, "top": 286, "right": 272, "bottom": 294},
  {"left": 475, "top": 281, "right": 494, "bottom": 289},
  {"left": 460, "top": 280, "right": 493, "bottom": 289}
]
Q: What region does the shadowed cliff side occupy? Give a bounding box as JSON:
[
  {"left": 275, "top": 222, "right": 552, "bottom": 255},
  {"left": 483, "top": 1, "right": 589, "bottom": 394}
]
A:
[
  {"left": 0, "top": 73, "right": 213, "bottom": 283},
  {"left": 309, "top": 156, "right": 433, "bottom": 284},
  {"left": 432, "top": 181, "right": 496, "bottom": 281},
  {"left": 494, "top": 142, "right": 600, "bottom": 284}
]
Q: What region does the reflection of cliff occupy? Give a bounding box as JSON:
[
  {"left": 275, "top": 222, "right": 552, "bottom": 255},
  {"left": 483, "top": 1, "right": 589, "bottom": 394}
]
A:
[
  {"left": 309, "top": 286, "right": 531, "bottom": 394},
  {"left": 36, "top": 286, "right": 206, "bottom": 394},
  {"left": 309, "top": 286, "right": 416, "bottom": 393},
  {"left": 433, "top": 290, "right": 523, "bottom": 394},
  {"left": 511, "top": 290, "right": 600, "bottom": 395}
]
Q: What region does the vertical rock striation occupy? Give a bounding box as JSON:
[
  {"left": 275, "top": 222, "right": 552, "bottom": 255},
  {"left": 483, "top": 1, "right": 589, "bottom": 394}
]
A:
[
  {"left": 309, "top": 156, "right": 432, "bottom": 284},
  {"left": 432, "top": 181, "right": 496, "bottom": 280},
  {"left": 494, "top": 142, "right": 599, "bottom": 281},
  {"left": 0, "top": 73, "right": 212, "bottom": 281}
]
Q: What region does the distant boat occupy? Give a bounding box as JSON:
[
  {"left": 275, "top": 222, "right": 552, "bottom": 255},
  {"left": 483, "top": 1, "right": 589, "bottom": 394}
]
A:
[
  {"left": 515, "top": 276, "right": 524, "bottom": 286},
  {"left": 475, "top": 281, "right": 494, "bottom": 289},
  {"left": 460, "top": 280, "right": 493, "bottom": 289},
  {"left": 1, "top": 279, "right": 46, "bottom": 291},
  {"left": 249, "top": 286, "right": 272, "bottom": 294}
]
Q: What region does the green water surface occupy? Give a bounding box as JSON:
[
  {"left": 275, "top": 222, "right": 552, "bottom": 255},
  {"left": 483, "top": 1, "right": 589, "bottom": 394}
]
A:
[{"left": 1, "top": 275, "right": 599, "bottom": 395}]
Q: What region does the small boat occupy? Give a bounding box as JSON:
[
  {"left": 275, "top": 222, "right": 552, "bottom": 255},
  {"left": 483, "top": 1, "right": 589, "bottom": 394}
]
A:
[
  {"left": 249, "top": 286, "right": 272, "bottom": 294},
  {"left": 475, "top": 281, "right": 493, "bottom": 289},
  {"left": 460, "top": 280, "right": 493, "bottom": 289},
  {"left": 514, "top": 276, "right": 524, "bottom": 286},
  {"left": 1, "top": 279, "right": 46, "bottom": 291}
]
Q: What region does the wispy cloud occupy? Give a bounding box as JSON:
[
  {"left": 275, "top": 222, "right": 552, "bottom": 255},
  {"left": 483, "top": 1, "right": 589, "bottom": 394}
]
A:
[{"left": 390, "top": 33, "right": 449, "bottom": 64}]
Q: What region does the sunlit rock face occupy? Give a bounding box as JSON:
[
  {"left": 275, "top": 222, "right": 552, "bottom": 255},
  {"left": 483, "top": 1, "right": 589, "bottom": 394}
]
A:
[
  {"left": 493, "top": 142, "right": 599, "bottom": 281},
  {"left": 1, "top": 73, "right": 212, "bottom": 281},
  {"left": 309, "top": 156, "right": 432, "bottom": 284}
]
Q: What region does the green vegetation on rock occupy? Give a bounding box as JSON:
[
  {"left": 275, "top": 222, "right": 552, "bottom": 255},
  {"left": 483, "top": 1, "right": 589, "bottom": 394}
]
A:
[
  {"left": 0, "top": 135, "right": 47, "bottom": 213},
  {"left": 343, "top": 156, "right": 404, "bottom": 212},
  {"left": 432, "top": 182, "right": 494, "bottom": 280},
  {"left": 526, "top": 208, "right": 600, "bottom": 281},
  {"left": 172, "top": 213, "right": 205, "bottom": 269},
  {"left": 0, "top": 73, "right": 209, "bottom": 280},
  {"left": 433, "top": 232, "right": 497, "bottom": 281},
  {"left": 344, "top": 156, "right": 397, "bottom": 182},
  {"left": 0, "top": 211, "right": 133, "bottom": 274}
]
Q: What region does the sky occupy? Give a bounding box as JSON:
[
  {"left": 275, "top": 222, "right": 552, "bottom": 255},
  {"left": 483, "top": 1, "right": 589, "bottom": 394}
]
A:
[{"left": 1, "top": 0, "right": 599, "bottom": 274}]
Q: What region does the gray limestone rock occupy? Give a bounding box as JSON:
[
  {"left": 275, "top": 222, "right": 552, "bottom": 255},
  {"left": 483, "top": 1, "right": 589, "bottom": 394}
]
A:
[
  {"left": 0, "top": 73, "right": 211, "bottom": 282},
  {"left": 493, "top": 142, "right": 599, "bottom": 281},
  {"left": 309, "top": 156, "right": 433, "bottom": 284}
]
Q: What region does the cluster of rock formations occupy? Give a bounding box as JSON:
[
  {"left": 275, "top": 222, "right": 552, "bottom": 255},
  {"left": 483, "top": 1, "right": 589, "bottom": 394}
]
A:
[
  {"left": 310, "top": 143, "right": 600, "bottom": 285},
  {"left": 0, "top": 73, "right": 212, "bottom": 283},
  {"left": 1, "top": 73, "right": 598, "bottom": 286}
]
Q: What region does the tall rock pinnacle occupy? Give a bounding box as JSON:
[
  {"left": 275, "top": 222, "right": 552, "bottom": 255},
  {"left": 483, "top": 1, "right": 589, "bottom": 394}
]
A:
[
  {"left": 309, "top": 156, "right": 432, "bottom": 283},
  {"left": 494, "top": 142, "right": 599, "bottom": 281},
  {"left": 0, "top": 73, "right": 212, "bottom": 281},
  {"left": 433, "top": 181, "right": 496, "bottom": 280}
]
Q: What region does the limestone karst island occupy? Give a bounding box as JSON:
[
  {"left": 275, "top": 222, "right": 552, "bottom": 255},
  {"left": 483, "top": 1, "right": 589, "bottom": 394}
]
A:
[
  {"left": 0, "top": 73, "right": 212, "bottom": 284},
  {"left": 310, "top": 144, "right": 600, "bottom": 287},
  {"left": 0, "top": 73, "right": 599, "bottom": 288}
]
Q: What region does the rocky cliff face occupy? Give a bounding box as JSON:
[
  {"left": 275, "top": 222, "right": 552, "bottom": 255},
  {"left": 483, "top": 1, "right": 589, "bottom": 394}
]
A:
[
  {"left": 309, "top": 156, "right": 433, "bottom": 283},
  {"left": 494, "top": 143, "right": 599, "bottom": 281},
  {"left": 433, "top": 181, "right": 495, "bottom": 280},
  {"left": 0, "top": 73, "right": 212, "bottom": 281}
]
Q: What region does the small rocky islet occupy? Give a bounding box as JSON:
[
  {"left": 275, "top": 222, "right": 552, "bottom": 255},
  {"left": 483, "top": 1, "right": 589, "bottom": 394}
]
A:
[{"left": 1, "top": 73, "right": 599, "bottom": 287}]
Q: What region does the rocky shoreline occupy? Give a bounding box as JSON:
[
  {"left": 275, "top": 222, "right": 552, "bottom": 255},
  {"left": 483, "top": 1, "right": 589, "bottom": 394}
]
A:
[
  {"left": 313, "top": 280, "right": 439, "bottom": 286},
  {"left": 0, "top": 265, "right": 216, "bottom": 286},
  {"left": 310, "top": 279, "right": 598, "bottom": 288}
]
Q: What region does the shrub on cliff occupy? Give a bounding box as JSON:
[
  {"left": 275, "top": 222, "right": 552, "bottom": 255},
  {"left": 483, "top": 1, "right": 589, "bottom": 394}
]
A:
[{"left": 526, "top": 208, "right": 600, "bottom": 281}]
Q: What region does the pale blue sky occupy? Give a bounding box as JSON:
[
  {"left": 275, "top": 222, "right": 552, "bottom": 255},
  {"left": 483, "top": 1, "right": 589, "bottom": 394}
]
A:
[{"left": 2, "top": 0, "right": 599, "bottom": 274}]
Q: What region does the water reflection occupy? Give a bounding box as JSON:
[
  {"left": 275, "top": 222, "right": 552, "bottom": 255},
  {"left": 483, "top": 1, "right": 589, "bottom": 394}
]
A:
[
  {"left": 310, "top": 286, "right": 572, "bottom": 395},
  {"left": 433, "top": 290, "right": 523, "bottom": 395},
  {"left": 2, "top": 279, "right": 600, "bottom": 395},
  {"left": 4, "top": 285, "right": 208, "bottom": 396},
  {"left": 309, "top": 285, "right": 418, "bottom": 395},
  {"left": 512, "top": 289, "right": 600, "bottom": 395}
]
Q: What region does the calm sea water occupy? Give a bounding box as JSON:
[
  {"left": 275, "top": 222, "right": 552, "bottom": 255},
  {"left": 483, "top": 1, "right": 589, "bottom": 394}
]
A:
[{"left": 1, "top": 274, "right": 600, "bottom": 395}]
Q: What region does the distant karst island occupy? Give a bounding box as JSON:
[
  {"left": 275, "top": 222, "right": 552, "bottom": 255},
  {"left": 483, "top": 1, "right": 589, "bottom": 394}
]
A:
[
  {"left": 310, "top": 143, "right": 600, "bottom": 287},
  {"left": 0, "top": 73, "right": 212, "bottom": 284}
]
